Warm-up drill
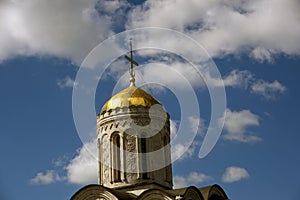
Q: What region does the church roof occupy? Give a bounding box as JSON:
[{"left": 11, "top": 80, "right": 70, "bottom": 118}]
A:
[
  {"left": 100, "top": 85, "right": 161, "bottom": 114},
  {"left": 70, "top": 184, "right": 229, "bottom": 200}
]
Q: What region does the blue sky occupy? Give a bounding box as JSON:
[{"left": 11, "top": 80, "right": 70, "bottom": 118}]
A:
[{"left": 1, "top": 0, "right": 300, "bottom": 199}]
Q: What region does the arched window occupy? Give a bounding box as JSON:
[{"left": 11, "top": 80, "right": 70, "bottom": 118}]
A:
[
  {"left": 112, "top": 134, "right": 121, "bottom": 182},
  {"left": 141, "top": 137, "right": 148, "bottom": 179}
]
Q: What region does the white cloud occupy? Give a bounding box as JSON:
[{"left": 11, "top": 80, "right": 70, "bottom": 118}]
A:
[
  {"left": 251, "top": 80, "right": 286, "bottom": 99},
  {"left": 140, "top": 61, "right": 206, "bottom": 90},
  {"left": 222, "top": 166, "right": 250, "bottom": 183},
  {"left": 174, "top": 172, "right": 213, "bottom": 188},
  {"left": 171, "top": 117, "right": 204, "bottom": 160},
  {"left": 171, "top": 118, "right": 196, "bottom": 160},
  {"left": 0, "top": 0, "right": 120, "bottom": 64},
  {"left": 30, "top": 170, "right": 64, "bottom": 185},
  {"left": 30, "top": 139, "right": 98, "bottom": 185},
  {"left": 222, "top": 70, "right": 253, "bottom": 88},
  {"left": 52, "top": 155, "right": 69, "bottom": 168},
  {"left": 111, "top": 58, "right": 285, "bottom": 99},
  {"left": 170, "top": 119, "right": 178, "bottom": 140},
  {"left": 221, "top": 70, "right": 286, "bottom": 99},
  {"left": 111, "top": 56, "right": 287, "bottom": 100},
  {"left": 250, "top": 47, "right": 273, "bottom": 63},
  {"left": 170, "top": 119, "right": 192, "bottom": 160},
  {"left": 188, "top": 116, "right": 205, "bottom": 136},
  {"left": 1, "top": 0, "right": 299, "bottom": 64},
  {"left": 127, "top": 0, "right": 300, "bottom": 61},
  {"left": 201, "top": 69, "right": 254, "bottom": 89},
  {"left": 96, "top": 0, "right": 128, "bottom": 14},
  {"left": 134, "top": 61, "right": 251, "bottom": 90},
  {"left": 65, "top": 139, "right": 98, "bottom": 184},
  {"left": 172, "top": 143, "right": 196, "bottom": 161},
  {"left": 219, "top": 71, "right": 286, "bottom": 99},
  {"left": 223, "top": 109, "right": 261, "bottom": 142},
  {"left": 57, "top": 76, "right": 77, "bottom": 89}
]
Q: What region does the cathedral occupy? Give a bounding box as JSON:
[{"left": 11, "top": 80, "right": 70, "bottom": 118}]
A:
[{"left": 70, "top": 41, "right": 229, "bottom": 200}]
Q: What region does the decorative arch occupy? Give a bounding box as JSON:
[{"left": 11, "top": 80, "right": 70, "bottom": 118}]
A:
[
  {"left": 199, "top": 184, "right": 229, "bottom": 200},
  {"left": 138, "top": 189, "right": 173, "bottom": 200},
  {"left": 208, "top": 184, "right": 229, "bottom": 200},
  {"left": 70, "top": 185, "right": 119, "bottom": 200},
  {"left": 183, "top": 186, "right": 204, "bottom": 200}
]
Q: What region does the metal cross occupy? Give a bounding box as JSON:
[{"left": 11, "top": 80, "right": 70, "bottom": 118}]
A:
[{"left": 125, "top": 39, "right": 139, "bottom": 86}]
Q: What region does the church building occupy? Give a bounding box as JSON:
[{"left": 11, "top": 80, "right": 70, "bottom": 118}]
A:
[{"left": 70, "top": 41, "right": 229, "bottom": 200}]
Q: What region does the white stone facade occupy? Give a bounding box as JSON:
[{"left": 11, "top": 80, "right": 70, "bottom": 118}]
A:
[{"left": 97, "top": 105, "right": 173, "bottom": 190}]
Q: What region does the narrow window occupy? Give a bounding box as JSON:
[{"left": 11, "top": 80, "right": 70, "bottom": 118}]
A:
[
  {"left": 141, "top": 137, "right": 147, "bottom": 179},
  {"left": 113, "top": 135, "right": 121, "bottom": 182}
]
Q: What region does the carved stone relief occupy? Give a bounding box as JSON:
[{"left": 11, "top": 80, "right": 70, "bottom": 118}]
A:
[
  {"left": 101, "top": 134, "right": 110, "bottom": 184},
  {"left": 125, "top": 133, "right": 137, "bottom": 181}
]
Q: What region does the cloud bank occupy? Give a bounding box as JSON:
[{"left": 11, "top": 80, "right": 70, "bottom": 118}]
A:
[
  {"left": 1, "top": 0, "right": 300, "bottom": 64},
  {"left": 0, "top": 0, "right": 120, "bottom": 64},
  {"left": 127, "top": 0, "right": 300, "bottom": 61}
]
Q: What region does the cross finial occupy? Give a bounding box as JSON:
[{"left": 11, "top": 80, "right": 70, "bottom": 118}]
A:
[{"left": 124, "top": 38, "right": 139, "bottom": 86}]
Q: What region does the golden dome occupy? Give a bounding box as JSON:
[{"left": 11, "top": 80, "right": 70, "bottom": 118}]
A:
[{"left": 100, "top": 85, "right": 161, "bottom": 114}]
